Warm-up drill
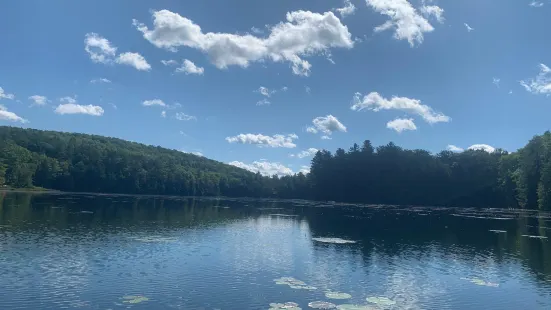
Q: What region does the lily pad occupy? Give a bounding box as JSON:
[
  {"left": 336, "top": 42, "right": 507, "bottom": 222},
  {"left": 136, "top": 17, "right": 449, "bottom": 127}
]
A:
[
  {"left": 325, "top": 291, "right": 352, "bottom": 299},
  {"left": 521, "top": 235, "right": 548, "bottom": 239},
  {"left": 308, "top": 301, "right": 336, "bottom": 309},
  {"left": 133, "top": 236, "right": 178, "bottom": 243},
  {"left": 336, "top": 305, "right": 377, "bottom": 310},
  {"left": 122, "top": 295, "right": 149, "bottom": 304},
  {"left": 366, "top": 297, "right": 396, "bottom": 306},
  {"left": 274, "top": 277, "right": 316, "bottom": 290},
  {"left": 269, "top": 302, "right": 302, "bottom": 310},
  {"left": 312, "top": 238, "right": 356, "bottom": 244},
  {"left": 460, "top": 277, "right": 499, "bottom": 287}
]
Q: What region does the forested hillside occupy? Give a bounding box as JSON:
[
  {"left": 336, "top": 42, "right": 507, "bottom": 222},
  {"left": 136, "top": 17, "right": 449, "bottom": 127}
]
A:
[{"left": 2, "top": 126, "right": 551, "bottom": 210}]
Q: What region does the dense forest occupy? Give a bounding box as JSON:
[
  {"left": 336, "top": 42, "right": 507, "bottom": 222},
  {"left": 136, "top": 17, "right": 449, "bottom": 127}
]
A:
[{"left": 1, "top": 126, "right": 551, "bottom": 210}]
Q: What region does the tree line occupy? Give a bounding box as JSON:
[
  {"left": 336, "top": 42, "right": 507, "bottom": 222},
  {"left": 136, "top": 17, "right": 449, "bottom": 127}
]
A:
[{"left": 1, "top": 126, "right": 551, "bottom": 210}]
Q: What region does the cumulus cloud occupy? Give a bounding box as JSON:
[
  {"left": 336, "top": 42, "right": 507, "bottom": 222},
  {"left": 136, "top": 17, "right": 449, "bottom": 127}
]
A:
[
  {"left": 175, "top": 112, "right": 196, "bottom": 121},
  {"left": 161, "top": 110, "right": 166, "bottom": 118},
  {"left": 446, "top": 145, "right": 464, "bottom": 152},
  {"left": 84, "top": 33, "right": 117, "bottom": 64},
  {"left": 351, "top": 92, "right": 450, "bottom": 124},
  {"left": 256, "top": 98, "right": 271, "bottom": 106},
  {"left": 142, "top": 99, "right": 166, "bottom": 107},
  {"left": 321, "top": 135, "right": 332, "bottom": 140},
  {"left": 292, "top": 148, "right": 319, "bottom": 158},
  {"left": 181, "top": 150, "right": 204, "bottom": 157},
  {"left": 55, "top": 102, "right": 104, "bottom": 116},
  {"left": 85, "top": 33, "right": 151, "bottom": 71},
  {"left": 226, "top": 133, "right": 298, "bottom": 148},
  {"left": 335, "top": 0, "right": 356, "bottom": 18},
  {"left": 90, "top": 78, "right": 111, "bottom": 84},
  {"left": 161, "top": 59, "right": 178, "bottom": 66},
  {"left": 0, "top": 104, "right": 28, "bottom": 123},
  {"left": 299, "top": 165, "right": 311, "bottom": 174},
  {"left": 28, "top": 95, "right": 48, "bottom": 106},
  {"left": 464, "top": 23, "right": 474, "bottom": 32},
  {"left": 115, "top": 52, "right": 151, "bottom": 71},
  {"left": 306, "top": 115, "right": 347, "bottom": 136},
  {"left": 257, "top": 86, "right": 275, "bottom": 97},
  {"left": 0, "top": 87, "right": 15, "bottom": 100},
  {"left": 520, "top": 64, "right": 551, "bottom": 95},
  {"left": 175, "top": 59, "right": 205, "bottom": 75},
  {"left": 133, "top": 9, "right": 354, "bottom": 76},
  {"left": 367, "top": 0, "right": 442, "bottom": 46},
  {"left": 468, "top": 144, "right": 495, "bottom": 153},
  {"left": 386, "top": 118, "right": 417, "bottom": 133},
  {"left": 229, "top": 160, "right": 294, "bottom": 177},
  {"left": 529, "top": 1, "right": 544, "bottom": 7},
  {"left": 420, "top": 4, "right": 445, "bottom": 23}
]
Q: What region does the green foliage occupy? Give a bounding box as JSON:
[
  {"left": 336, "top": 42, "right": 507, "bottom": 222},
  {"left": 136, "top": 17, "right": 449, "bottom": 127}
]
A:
[{"left": 2, "top": 126, "right": 551, "bottom": 210}]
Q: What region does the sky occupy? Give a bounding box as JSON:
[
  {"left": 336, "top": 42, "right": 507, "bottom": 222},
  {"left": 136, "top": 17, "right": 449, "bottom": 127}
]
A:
[{"left": 1, "top": 0, "right": 551, "bottom": 176}]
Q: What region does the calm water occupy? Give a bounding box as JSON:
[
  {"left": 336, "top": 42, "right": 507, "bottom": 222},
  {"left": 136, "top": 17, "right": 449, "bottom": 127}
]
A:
[{"left": 0, "top": 192, "right": 550, "bottom": 310}]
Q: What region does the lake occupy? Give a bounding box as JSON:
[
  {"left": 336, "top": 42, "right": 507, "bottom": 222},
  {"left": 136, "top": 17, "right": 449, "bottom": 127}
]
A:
[{"left": 0, "top": 192, "right": 550, "bottom": 310}]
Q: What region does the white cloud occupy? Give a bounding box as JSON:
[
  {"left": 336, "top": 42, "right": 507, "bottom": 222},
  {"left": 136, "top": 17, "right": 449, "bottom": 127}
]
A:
[
  {"left": 161, "top": 110, "right": 167, "bottom": 118},
  {"left": 161, "top": 59, "right": 178, "bottom": 66},
  {"left": 464, "top": 23, "right": 474, "bottom": 32},
  {"left": 493, "top": 77, "right": 500, "bottom": 88},
  {"left": 55, "top": 103, "right": 104, "bottom": 116},
  {"left": 115, "top": 52, "right": 151, "bottom": 71},
  {"left": 90, "top": 78, "right": 111, "bottom": 84},
  {"left": 85, "top": 33, "right": 151, "bottom": 71},
  {"left": 226, "top": 133, "right": 298, "bottom": 148},
  {"left": 306, "top": 115, "right": 347, "bottom": 136},
  {"left": 60, "top": 96, "right": 77, "bottom": 104},
  {"left": 133, "top": 9, "right": 354, "bottom": 76},
  {"left": 175, "top": 112, "right": 197, "bottom": 121},
  {"left": 108, "top": 103, "right": 118, "bottom": 109},
  {"left": 367, "top": 0, "right": 441, "bottom": 46},
  {"left": 299, "top": 165, "right": 311, "bottom": 174},
  {"left": 293, "top": 148, "right": 319, "bottom": 159},
  {"left": 520, "top": 64, "right": 551, "bottom": 95},
  {"left": 281, "top": 86, "right": 288, "bottom": 92},
  {"left": 335, "top": 0, "right": 356, "bottom": 18},
  {"left": 182, "top": 150, "right": 204, "bottom": 157},
  {"left": 142, "top": 99, "right": 167, "bottom": 107},
  {"left": 447, "top": 145, "right": 464, "bottom": 152},
  {"left": 529, "top": 1, "right": 544, "bottom": 7},
  {"left": 28, "top": 95, "right": 48, "bottom": 105},
  {"left": 0, "top": 104, "right": 28, "bottom": 123},
  {"left": 0, "top": 87, "right": 15, "bottom": 100},
  {"left": 305, "top": 86, "right": 311, "bottom": 94},
  {"left": 351, "top": 92, "right": 450, "bottom": 124},
  {"left": 250, "top": 26, "right": 264, "bottom": 34},
  {"left": 175, "top": 59, "right": 205, "bottom": 75},
  {"left": 229, "top": 160, "right": 294, "bottom": 177},
  {"left": 420, "top": 4, "right": 445, "bottom": 23},
  {"left": 321, "top": 135, "right": 332, "bottom": 140},
  {"left": 468, "top": 144, "right": 495, "bottom": 153},
  {"left": 84, "top": 33, "right": 117, "bottom": 64},
  {"left": 386, "top": 118, "right": 417, "bottom": 133},
  {"left": 256, "top": 98, "right": 271, "bottom": 106},
  {"left": 257, "top": 86, "right": 275, "bottom": 97}
]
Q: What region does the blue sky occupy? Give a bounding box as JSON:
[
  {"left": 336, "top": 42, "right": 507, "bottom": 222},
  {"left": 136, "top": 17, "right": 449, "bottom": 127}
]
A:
[{"left": 1, "top": 0, "right": 551, "bottom": 176}]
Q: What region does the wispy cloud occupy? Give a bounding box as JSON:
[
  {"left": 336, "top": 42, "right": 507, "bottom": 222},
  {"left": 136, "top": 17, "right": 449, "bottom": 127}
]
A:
[
  {"left": 520, "top": 64, "right": 551, "bottom": 95},
  {"left": 226, "top": 133, "right": 298, "bottom": 148}
]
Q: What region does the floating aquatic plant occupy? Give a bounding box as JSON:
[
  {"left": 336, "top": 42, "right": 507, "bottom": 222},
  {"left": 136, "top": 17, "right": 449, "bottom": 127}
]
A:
[
  {"left": 308, "top": 301, "right": 336, "bottom": 309},
  {"left": 460, "top": 277, "right": 499, "bottom": 287},
  {"left": 366, "top": 297, "right": 396, "bottom": 306},
  {"left": 324, "top": 291, "right": 352, "bottom": 299},
  {"left": 312, "top": 238, "right": 356, "bottom": 244},
  {"left": 269, "top": 302, "right": 302, "bottom": 310},
  {"left": 521, "top": 235, "right": 548, "bottom": 239},
  {"left": 336, "top": 305, "right": 377, "bottom": 310},
  {"left": 132, "top": 236, "right": 178, "bottom": 243},
  {"left": 121, "top": 295, "right": 149, "bottom": 304},
  {"left": 274, "top": 277, "right": 316, "bottom": 290}
]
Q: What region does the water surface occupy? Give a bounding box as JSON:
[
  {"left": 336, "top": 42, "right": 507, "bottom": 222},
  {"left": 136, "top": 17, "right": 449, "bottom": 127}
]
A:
[{"left": 0, "top": 192, "right": 550, "bottom": 309}]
